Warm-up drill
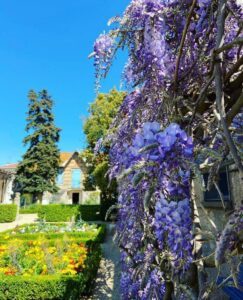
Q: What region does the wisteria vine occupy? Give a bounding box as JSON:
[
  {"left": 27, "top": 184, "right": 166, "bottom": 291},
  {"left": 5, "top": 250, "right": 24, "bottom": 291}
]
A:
[{"left": 92, "top": 0, "right": 243, "bottom": 298}]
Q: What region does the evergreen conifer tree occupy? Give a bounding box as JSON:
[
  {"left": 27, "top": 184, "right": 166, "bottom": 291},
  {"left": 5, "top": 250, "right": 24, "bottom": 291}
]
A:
[{"left": 14, "top": 90, "right": 60, "bottom": 203}]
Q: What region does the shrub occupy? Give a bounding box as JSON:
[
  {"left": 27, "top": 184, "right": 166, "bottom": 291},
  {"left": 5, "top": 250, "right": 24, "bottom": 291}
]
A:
[
  {"left": 19, "top": 204, "right": 42, "bottom": 214},
  {"left": 0, "top": 275, "right": 84, "bottom": 300},
  {"left": 93, "top": 224, "right": 106, "bottom": 243},
  {"left": 38, "top": 205, "right": 79, "bottom": 222},
  {"left": 0, "top": 205, "right": 17, "bottom": 223},
  {"left": 0, "top": 242, "right": 101, "bottom": 300},
  {"left": 37, "top": 205, "right": 102, "bottom": 222},
  {"left": 78, "top": 205, "right": 101, "bottom": 221}
]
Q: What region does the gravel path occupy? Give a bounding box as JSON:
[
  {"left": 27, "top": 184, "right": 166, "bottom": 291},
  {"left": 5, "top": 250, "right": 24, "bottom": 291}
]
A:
[
  {"left": 0, "top": 214, "right": 38, "bottom": 232},
  {"left": 90, "top": 223, "right": 121, "bottom": 300}
]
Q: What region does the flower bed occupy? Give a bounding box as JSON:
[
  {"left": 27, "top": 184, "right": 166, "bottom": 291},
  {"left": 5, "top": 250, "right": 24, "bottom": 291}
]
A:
[
  {"left": 0, "top": 238, "right": 88, "bottom": 276},
  {"left": 0, "top": 226, "right": 103, "bottom": 299},
  {"left": 5, "top": 221, "right": 98, "bottom": 234}
]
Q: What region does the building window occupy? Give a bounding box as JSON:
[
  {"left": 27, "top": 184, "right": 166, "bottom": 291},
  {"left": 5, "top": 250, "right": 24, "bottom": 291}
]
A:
[
  {"left": 56, "top": 168, "right": 64, "bottom": 186},
  {"left": 72, "top": 169, "right": 81, "bottom": 188},
  {"left": 203, "top": 168, "right": 230, "bottom": 207}
]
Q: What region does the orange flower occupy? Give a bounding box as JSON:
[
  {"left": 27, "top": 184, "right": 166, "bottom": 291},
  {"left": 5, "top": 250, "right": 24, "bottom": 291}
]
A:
[{"left": 4, "top": 268, "right": 16, "bottom": 276}]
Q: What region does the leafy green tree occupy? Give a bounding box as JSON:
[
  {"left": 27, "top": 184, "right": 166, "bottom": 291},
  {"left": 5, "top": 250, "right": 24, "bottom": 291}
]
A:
[
  {"left": 84, "top": 88, "right": 126, "bottom": 148},
  {"left": 82, "top": 89, "right": 125, "bottom": 217},
  {"left": 14, "top": 90, "right": 61, "bottom": 203}
]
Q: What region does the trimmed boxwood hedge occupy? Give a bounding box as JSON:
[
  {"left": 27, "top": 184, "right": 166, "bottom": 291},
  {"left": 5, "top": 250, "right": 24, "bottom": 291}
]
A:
[
  {"left": 0, "top": 242, "right": 101, "bottom": 300},
  {"left": 0, "top": 224, "right": 106, "bottom": 244},
  {"left": 38, "top": 205, "right": 79, "bottom": 222},
  {"left": 0, "top": 205, "right": 17, "bottom": 223},
  {"left": 37, "top": 204, "right": 101, "bottom": 222},
  {"left": 19, "top": 204, "right": 102, "bottom": 221},
  {"left": 19, "top": 204, "right": 42, "bottom": 214},
  {"left": 79, "top": 205, "right": 101, "bottom": 221}
]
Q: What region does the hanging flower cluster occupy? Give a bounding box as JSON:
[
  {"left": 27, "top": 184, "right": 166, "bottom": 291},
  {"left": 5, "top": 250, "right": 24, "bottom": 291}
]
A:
[
  {"left": 155, "top": 197, "right": 192, "bottom": 271},
  {"left": 93, "top": 33, "right": 115, "bottom": 87},
  {"left": 110, "top": 122, "right": 193, "bottom": 298},
  {"left": 120, "top": 0, "right": 241, "bottom": 94}
]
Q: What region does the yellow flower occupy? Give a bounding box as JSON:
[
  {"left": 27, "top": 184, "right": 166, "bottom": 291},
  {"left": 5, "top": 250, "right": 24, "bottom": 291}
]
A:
[{"left": 48, "top": 247, "right": 56, "bottom": 254}]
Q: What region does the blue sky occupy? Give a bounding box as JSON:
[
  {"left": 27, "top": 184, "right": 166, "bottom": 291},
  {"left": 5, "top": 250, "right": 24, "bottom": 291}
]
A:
[{"left": 0, "top": 0, "right": 130, "bottom": 165}]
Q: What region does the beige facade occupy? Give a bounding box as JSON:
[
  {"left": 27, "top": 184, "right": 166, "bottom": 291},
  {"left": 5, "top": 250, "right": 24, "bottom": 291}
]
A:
[
  {"left": 0, "top": 166, "right": 16, "bottom": 204},
  {"left": 43, "top": 152, "right": 100, "bottom": 205},
  {"left": 0, "top": 152, "right": 100, "bottom": 206},
  {"left": 193, "top": 163, "right": 242, "bottom": 236},
  {"left": 192, "top": 163, "right": 242, "bottom": 299}
]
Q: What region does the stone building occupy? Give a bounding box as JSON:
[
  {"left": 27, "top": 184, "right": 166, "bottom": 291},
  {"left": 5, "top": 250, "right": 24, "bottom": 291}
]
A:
[
  {"left": 192, "top": 160, "right": 242, "bottom": 299},
  {"left": 0, "top": 152, "right": 100, "bottom": 206},
  {"left": 43, "top": 151, "right": 100, "bottom": 205},
  {"left": 0, "top": 164, "right": 17, "bottom": 203}
]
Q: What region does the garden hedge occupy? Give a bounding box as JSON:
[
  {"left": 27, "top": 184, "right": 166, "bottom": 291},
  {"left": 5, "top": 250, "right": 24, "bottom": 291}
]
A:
[
  {"left": 78, "top": 205, "right": 101, "bottom": 221},
  {"left": 0, "top": 205, "right": 17, "bottom": 223},
  {"left": 0, "top": 242, "right": 101, "bottom": 300},
  {"left": 19, "top": 204, "right": 42, "bottom": 214},
  {"left": 0, "top": 224, "right": 106, "bottom": 244},
  {"left": 36, "top": 204, "right": 101, "bottom": 222}
]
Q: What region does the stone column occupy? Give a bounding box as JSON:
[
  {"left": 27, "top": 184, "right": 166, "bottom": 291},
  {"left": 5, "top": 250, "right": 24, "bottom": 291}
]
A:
[{"left": 14, "top": 192, "right": 21, "bottom": 219}]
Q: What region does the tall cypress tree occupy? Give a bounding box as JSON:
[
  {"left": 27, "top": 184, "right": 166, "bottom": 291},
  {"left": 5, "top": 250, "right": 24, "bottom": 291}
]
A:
[{"left": 14, "top": 90, "right": 60, "bottom": 203}]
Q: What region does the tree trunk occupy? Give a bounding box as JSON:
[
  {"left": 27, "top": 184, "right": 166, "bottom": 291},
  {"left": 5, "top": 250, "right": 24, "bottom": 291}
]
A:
[{"left": 37, "top": 193, "right": 43, "bottom": 204}]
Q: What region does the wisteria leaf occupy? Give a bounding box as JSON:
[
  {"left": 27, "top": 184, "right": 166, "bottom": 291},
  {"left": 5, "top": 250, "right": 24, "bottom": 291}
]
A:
[
  {"left": 132, "top": 172, "right": 146, "bottom": 186},
  {"left": 143, "top": 187, "right": 154, "bottom": 211},
  {"left": 139, "top": 143, "right": 159, "bottom": 153}
]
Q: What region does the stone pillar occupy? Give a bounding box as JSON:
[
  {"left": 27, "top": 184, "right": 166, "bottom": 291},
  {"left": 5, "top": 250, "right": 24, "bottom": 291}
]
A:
[
  {"left": 14, "top": 192, "right": 20, "bottom": 206},
  {"left": 14, "top": 192, "right": 21, "bottom": 219}
]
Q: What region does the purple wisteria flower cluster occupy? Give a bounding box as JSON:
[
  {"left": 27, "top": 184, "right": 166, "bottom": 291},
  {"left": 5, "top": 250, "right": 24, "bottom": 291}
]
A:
[
  {"left": 93, "top": 33, "right": 114, "bottom": 87},
  {"left": 93, "top": 0, "right": 241, "bottom": 97},
  {"left": 120, "top": 0, "right": 241, "bottom": 93},
  {"left": 155, "top": 197, "right": 193, "bottom": 271},
  {"left": 111, "top": 122, "right": 194, "bottom": 299}
]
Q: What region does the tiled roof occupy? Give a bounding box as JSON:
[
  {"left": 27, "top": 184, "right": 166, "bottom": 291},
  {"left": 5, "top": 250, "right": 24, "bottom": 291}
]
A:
[
  {"left": 0, "top": 163, "right": 18, "bottom": 170},
  {"left": 60, "top": 152, "right": 73, "bottom": 164},
  {"left": 0, "top": 152, "right": 78, "bottom": 170}
]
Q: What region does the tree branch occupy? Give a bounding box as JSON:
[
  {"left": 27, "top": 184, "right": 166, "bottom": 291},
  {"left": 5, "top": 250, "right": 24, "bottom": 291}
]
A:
[
  {"left": 226, "top": 92, "right": 243, "bottom": 126},
  {"left": 174, "top": 0, "right": 197, "bottom": 90},
  {"left": 215, "top": 37, "right": 243, "bottom": 54},
  {"left": 214, "top": 0, "right": 243, "bottom": 178},
  {"left": 214, "top": 182, "right": 226, "bottom": 210},
  {"left": 227, "top": 70, "right": 243, "bottom": 90},
  {"left": 225, "top": 56, "right": 243, "bottom": 82},
  {"left": 189, "top": 75, "right": 214, "bottom": 125}
]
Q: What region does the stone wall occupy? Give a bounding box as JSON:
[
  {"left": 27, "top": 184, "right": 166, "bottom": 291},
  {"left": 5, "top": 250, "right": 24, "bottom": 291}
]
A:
[
  {"left": 193, "top": 166, "right": 242, "bottom": 238},
  {"left": 228, "top": 164, "right": 242, "bottom": 208},
  {"left": 192, "top": 166, "right": 242, "bottom": 299}
]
